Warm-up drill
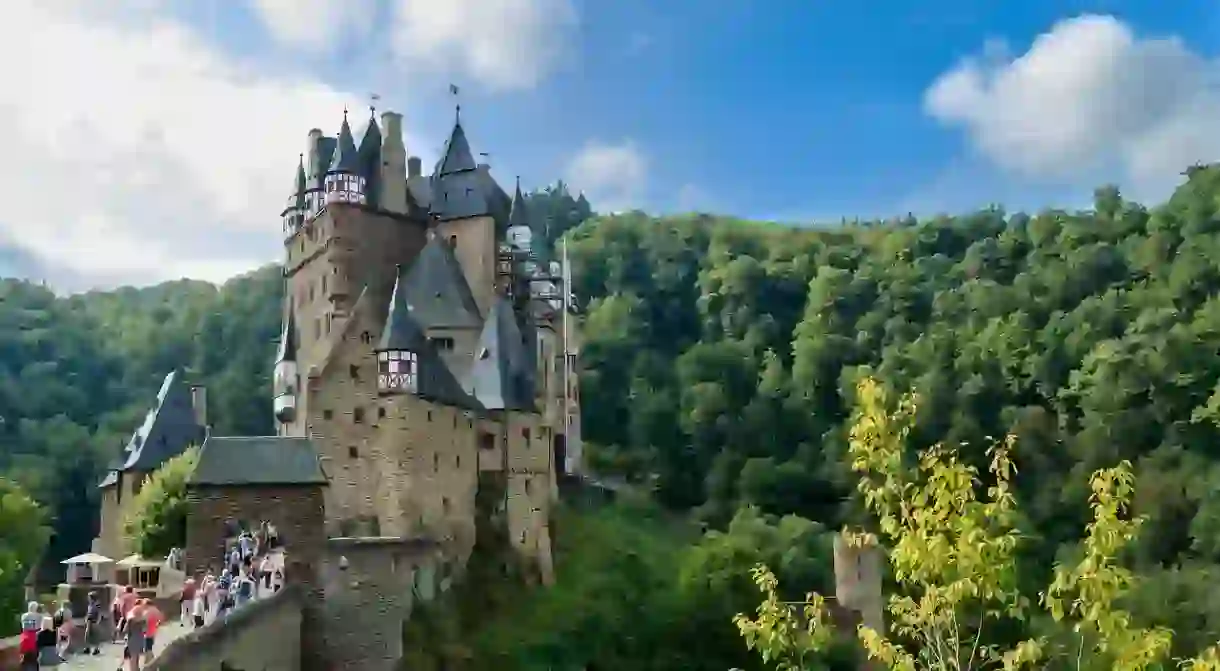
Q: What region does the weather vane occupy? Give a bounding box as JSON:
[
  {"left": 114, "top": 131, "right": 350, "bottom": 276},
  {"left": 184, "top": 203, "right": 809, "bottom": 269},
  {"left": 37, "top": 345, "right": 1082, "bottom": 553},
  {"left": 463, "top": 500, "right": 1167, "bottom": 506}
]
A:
[{"left": 369, "top": 93, "right": 381, "bottom": 115}]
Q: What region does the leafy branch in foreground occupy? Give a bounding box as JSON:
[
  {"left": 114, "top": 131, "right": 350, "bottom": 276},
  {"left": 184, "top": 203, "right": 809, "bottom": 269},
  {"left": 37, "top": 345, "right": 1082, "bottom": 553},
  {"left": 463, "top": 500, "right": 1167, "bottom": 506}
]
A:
[{"left": 734, "top": 377, "right": 1220, "bottom": 671}]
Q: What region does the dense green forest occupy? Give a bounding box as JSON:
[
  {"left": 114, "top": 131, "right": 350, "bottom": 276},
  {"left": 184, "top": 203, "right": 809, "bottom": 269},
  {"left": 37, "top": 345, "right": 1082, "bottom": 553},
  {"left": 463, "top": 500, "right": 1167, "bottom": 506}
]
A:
[{"left": 7, "top": 168, "right": 1220, "bottom": 666}]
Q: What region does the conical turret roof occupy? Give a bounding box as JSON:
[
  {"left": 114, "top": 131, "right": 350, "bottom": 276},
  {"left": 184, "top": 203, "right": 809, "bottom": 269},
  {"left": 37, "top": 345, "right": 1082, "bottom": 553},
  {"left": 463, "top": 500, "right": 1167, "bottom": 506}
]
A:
[
  {"left": 275, "top": 306, "right": 297, "bottom": 363},
  {"left": 435, "top": 113, "right": 477, "bottom": 176},
  {"left": 328, "top": 111, "right": 360, "bottom": 174},
  {"left": 508, "top": 178, "right": 530, "bottom": 228}
]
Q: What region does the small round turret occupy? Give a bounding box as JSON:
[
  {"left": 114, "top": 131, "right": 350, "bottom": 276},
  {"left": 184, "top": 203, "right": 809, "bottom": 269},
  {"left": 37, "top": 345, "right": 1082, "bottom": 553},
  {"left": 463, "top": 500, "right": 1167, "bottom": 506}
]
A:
[
  {"left": 281, "top": 155, "right": 307, "bottom": 238},
  {"left": 325, "top": 109, "right": 367, "bottom": 206}
]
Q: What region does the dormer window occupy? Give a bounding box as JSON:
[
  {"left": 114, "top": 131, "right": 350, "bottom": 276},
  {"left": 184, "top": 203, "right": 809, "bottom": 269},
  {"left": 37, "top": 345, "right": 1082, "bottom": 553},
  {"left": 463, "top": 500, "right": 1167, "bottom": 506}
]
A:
[{"left": 377, "top": 349, "right": 418, "bottom": 394}]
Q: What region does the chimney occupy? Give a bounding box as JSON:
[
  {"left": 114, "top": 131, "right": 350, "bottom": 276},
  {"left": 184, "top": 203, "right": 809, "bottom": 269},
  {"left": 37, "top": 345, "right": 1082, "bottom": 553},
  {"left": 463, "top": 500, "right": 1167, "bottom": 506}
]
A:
[
  {"left": 306, "top": 128, "right": 324, "bottom": 181},
  {"left": 380, "top": 111, "right": 405, "bottom": 151},
  {"left": 407, "top": 156, "right": 422, "bottom": 178},
  {"left": 190, "top": 385, "right": 209, "bottom": 429}
]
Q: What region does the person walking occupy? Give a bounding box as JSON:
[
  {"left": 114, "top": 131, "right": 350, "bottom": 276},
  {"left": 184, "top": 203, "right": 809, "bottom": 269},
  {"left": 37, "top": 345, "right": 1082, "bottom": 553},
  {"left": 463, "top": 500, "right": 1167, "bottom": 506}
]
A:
[
  {"left": 52, "top": 601, "right": 71, "bottom": 657},
  {"left": 140, "top": 600, "right": 164, "bottom": 667},
  {"left": 37, "top": 615, "right": 62, "bottom": 667},
  {"left": 82, "top": 591, "right": 102, "bottom": 655},
  {"left": 121, "top": 600, "right": 147, "bottom": 671}
]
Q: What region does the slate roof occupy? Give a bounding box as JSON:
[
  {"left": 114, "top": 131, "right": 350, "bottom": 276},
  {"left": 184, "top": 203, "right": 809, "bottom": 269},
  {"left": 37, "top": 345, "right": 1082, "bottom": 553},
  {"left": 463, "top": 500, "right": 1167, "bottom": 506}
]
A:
[
  {"left": 284, "top": 156, "right": 306, "bottom": 213},
  {"left": 329, "top": 113, "right": 360, "bottom": 174},
  {"left": 99, "top": 369, "right": 204, "bottom": 488},
  {"left": 398, "top": 236, "right": 482, "bottom": 328},
  {"left": 189, "top": 436, "right": 328, "bottom": 487},
  {"left": 431, "top": 114, "right": 494, "bottom": 222},
  {"left": 432, "top": 168, "right": 490, "bottom": 221},
  {"left": 378, "top": 270, "right": 483, "bottom": 409},
  {"left": 462, "top": 297, "right": 535, "bottom": 411},
  {"left": 357, "top": 110, "right": 382, "bottom": 198},
  {"left": 435, "top": 117, "right": 477, "bottom": 176},
  {"left": 275, "top": 305, "right": 298, "bottom": 363}
]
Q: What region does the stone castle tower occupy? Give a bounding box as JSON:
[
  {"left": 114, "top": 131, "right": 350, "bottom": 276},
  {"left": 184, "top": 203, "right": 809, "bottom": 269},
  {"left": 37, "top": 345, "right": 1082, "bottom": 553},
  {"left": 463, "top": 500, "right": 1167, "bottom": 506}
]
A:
[{"left": 270, "top": 103, "right": 583, "bottom": 580}]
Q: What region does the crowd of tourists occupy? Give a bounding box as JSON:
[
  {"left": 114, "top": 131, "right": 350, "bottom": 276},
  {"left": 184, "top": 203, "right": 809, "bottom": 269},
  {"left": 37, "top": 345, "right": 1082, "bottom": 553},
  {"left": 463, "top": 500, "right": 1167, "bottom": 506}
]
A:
[
  {"left": 14, "top": 520, "right": 286, "bottom": 670},
  {"left": 16, "top": 600, "right": 75, "bottom": 669},
  {"left": 183, "top": 521, "right": 286, "bottom": 630}
]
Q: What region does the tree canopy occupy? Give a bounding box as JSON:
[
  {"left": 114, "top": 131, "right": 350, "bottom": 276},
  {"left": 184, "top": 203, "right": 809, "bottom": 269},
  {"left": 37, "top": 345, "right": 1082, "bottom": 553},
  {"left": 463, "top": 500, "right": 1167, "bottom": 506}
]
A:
[
  {"left": 6, "top": 170, "right": 1220, "bottom": 665},
  {"left": 124, "top": 445, "right": 199, "bottom": 558}
]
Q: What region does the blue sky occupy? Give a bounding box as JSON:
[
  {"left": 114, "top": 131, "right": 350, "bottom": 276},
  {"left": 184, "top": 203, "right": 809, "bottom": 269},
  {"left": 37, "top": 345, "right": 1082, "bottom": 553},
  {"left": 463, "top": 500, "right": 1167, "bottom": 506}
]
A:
[
  {"left": 232, "top": 0, "right": 1220, "bottom": 220},
  {"left": 6, "top": 0, "right": 1220, "bottom": 288}
]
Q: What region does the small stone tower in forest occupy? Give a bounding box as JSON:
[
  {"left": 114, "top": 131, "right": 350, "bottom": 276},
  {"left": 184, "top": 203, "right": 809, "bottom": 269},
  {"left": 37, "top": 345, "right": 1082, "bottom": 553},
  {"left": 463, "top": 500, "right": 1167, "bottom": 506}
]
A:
[{"left": 832, "top": 532, "right": 885, "bottom": 633}]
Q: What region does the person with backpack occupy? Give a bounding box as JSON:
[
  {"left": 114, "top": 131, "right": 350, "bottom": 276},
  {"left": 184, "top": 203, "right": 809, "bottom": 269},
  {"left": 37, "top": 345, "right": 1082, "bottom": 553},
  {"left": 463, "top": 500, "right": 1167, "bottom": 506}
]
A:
[
  {"left": 235, "top": 570, "right": 254, "bottom": 607},
  {"left": 83, "top": 591, "right": 102, "bottom": 655}
]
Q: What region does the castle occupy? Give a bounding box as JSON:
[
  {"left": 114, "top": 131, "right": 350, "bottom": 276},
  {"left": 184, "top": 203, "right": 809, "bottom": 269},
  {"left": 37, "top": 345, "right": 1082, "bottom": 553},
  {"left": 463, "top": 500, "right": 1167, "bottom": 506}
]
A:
[
  {"left": 87, "top": 103, "right": 584, "bottom": 669},
  {"left": 269, "top": 102, "right": 583, "bottom": 577}
]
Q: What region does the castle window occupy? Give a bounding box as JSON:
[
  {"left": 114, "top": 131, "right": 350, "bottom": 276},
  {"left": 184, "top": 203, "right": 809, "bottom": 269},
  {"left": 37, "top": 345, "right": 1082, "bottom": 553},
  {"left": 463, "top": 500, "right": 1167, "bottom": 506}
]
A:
[
  {"left": 349, "top": 364, "right": 359, "bottom": 380},
  {"left": 427, "top": 410, "right": 432, "bottom": 421},
  {"left": 348, "top": 446, "right": 359, "bottom": 458},
  {"left": 360, "top": 331, "right": 373, "bottom": 345},
  {"left": 453, "top": 415, "right": 458, "bottom": 428},
  {"left": 309, "top": 283, "right": 315, "bottom": 302},
  {"left": 455, "top": 455, "right": 461, "bottom": 468},
  {"left": 478, "top": 432, "right": 495, "bottom": 451},
  {"left": 524, "top": 479, "right": 531, "bottom": 496},
  {"left": 442, "top": 497, "right": 450, "bottom": 513},
  {"left": 353, "top": 407, "right": 365, "bottom": 423},
  {"left": 449, "top": 235, "right": 457, "bottom": 247},
  {"left": 519, "top": 531, "right": 527, "bottom": 545},
  {"left": 521, "top": 427, "right": 530, "bottom": 442},
  {"left": 323, "top": 409, "right": 333, "bottom": 420},
  {"left": 433, "top": 453, "right": 439, "bottom": 472},
  {"left": 377, "top": 349, "right": 418, "bottom": 394},
  {"left": 322, "top": 275, "right": 327, "bottom": 294},
  {"left": 378, "top": 407, "right": 386, "bottom": 419},
  {"left": 325, "top": 172, "right": 367, "bottom": 205},
  {"left": 429, "top": 336, "right": 455, "bottom": 351}
]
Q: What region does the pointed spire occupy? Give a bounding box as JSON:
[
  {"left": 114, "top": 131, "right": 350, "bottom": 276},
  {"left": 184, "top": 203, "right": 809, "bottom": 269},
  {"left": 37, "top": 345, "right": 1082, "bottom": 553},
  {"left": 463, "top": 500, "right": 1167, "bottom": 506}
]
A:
[
  {"left": 508, "top": 176, "right": 530, "bottom": 228},
  {"left": 275, "top": 306, "right": 298, "bottom": 363},
  {"left": 293, "top": 154, "right": 307, "bottom": 200},
  {"left": 378, "top": 268, "right": 428, "bottom": 352},
  {"left": 329, "top": 109, "right": 359, "bottom": 174},
  {"left": 436, "top": 110, "right": 477, "bottom": 176}
]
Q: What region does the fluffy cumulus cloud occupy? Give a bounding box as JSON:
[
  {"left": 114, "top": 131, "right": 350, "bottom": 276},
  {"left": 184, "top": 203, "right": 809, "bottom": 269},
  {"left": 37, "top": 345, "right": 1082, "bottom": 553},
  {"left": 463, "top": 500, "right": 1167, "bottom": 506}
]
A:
[
  {"left": 249, "top": 0, "right": 377, "bottom": 51},
  {"left": 0, "top": 1, "right": 388, "bottom": 290},
  {"left": 388, "top": 0, "right": 578, "bottom": 91},
  {"left": 564, "top": 141, "right": 648, "bottom": 212},
  {"left": 925, "top": 14, "right": 1220, "bottom": 198}
]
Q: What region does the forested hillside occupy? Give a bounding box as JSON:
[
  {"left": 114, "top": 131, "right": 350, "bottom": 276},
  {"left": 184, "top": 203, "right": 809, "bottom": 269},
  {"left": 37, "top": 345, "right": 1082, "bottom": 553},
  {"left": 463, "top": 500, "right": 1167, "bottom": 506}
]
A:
[{"left": 6, "top": 170, "right": 1220, "bottom": 665}]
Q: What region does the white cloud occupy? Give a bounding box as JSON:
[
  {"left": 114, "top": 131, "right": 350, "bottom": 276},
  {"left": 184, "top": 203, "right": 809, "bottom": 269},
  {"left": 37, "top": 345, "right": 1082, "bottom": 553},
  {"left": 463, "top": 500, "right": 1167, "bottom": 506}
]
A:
[
  {"left": 250, "top": 0, "right": 376, "bottom": 51},
  {"left": 388, "top": 0, "right": 578, "bottom": 91},
  {"left": 0, "top": 1, "right": 407, "bottom": 289},
  {"left": 925, "top": 14, "right": 1220, "bottom": 198},
  {"left": 564, "top": 141, "right": 648, "bottom": 211}
]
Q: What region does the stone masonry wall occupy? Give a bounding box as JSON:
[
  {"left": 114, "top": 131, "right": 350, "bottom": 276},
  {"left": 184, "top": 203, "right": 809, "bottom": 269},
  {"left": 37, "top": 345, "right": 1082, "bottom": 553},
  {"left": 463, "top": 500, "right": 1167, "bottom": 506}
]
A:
[
  {"left": 144, "top": 584, "right": 304, "bottom": 671},
  {"left": 321, "top": 537, "right": 443, "bottom": 671},
  {"left": 185, "top": 484, "right": 328, "bottom": 671}
]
